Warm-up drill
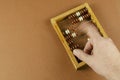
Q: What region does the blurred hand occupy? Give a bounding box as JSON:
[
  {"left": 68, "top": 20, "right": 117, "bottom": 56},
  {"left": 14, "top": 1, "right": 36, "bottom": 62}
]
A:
[{"left": 73, "top": 21, "right": 120, "bottom": 80}]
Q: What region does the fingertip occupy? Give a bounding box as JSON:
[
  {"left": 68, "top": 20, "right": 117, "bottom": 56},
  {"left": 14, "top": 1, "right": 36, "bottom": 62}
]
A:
[
  {"left": 73, "top": 49, "right": 84, "bottom": 58},
  {"left": 73, "top": 49, "right": 79, "bottom": 56},
  {"left": 73, "top": 48, "right": 91, "bottom": 63}
]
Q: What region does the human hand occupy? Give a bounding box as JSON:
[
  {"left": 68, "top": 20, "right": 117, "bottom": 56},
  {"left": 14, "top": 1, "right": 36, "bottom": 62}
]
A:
[{"left": 73, "top": 21, "right": 120, "bottom": 80}]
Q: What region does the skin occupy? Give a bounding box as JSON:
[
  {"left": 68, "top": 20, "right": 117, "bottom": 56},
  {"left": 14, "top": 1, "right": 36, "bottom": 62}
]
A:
[{"left": 73, "top": 21, "right": 120, "bottom": 80}]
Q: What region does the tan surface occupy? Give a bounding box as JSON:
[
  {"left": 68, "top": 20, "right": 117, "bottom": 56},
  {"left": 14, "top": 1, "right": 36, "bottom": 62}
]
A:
[{"left": 0, "top": 0, "right": 120, "bottom": 80}]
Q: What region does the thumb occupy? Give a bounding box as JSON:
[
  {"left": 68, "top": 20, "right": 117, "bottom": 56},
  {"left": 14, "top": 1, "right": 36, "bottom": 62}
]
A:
[{"left": 73, "top": 49, "right": 91, "bottom": 63}]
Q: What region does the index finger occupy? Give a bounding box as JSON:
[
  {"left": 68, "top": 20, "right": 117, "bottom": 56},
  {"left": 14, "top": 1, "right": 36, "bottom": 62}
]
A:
[{"left": 77, "top": 21, "right": 102, "bottom": 39}]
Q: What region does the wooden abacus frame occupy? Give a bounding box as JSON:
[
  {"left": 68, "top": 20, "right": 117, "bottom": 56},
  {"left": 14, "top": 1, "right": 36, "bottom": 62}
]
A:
[{"left": 50, "top": 3, "right": 108, "bottom": 70}]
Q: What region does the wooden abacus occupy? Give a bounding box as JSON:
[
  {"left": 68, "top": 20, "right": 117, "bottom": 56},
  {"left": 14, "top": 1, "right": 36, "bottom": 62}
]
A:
[{"left": 51, "top": 3, "right": 108, "bottom": 70}]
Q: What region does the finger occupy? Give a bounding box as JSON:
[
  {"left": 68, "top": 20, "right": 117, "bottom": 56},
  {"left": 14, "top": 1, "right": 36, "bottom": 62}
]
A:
[
  {"left": 73, "top": 49, "right": 91, "bottom": 63},
  {"left": 78, "top": 21, "right": 102, "bottom": 39},
  {"left": 84, "top": 39, "right": 93, "bottom": 55}
]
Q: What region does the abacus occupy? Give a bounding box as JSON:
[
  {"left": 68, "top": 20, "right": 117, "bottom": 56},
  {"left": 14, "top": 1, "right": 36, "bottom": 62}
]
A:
[{"left": 51, "top": 3, "right": 108, "bottom": 70}]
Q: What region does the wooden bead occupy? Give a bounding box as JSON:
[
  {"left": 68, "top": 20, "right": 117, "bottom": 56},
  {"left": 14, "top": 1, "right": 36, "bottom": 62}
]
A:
[
  {"left": 71, "top": 13, "right": 91, "bottom": 24},
  {"left": 68, "top": 8, "right": 88, "bottom": 19}
]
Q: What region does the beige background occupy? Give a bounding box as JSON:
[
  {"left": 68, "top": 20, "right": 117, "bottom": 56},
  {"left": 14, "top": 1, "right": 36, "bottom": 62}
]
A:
[{"left": 0, "top": 0, "right": 120, "bottom": 80}]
